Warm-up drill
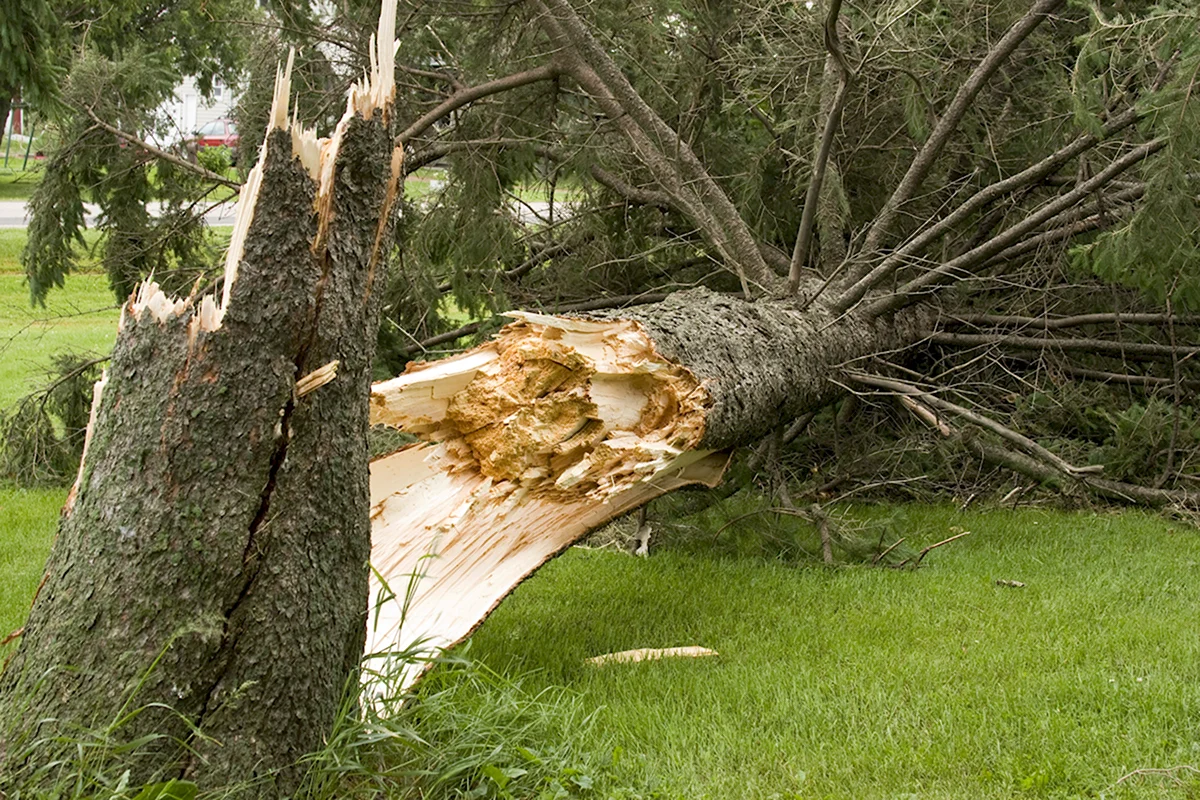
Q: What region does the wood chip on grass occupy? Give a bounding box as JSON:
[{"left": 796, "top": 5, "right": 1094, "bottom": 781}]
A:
[{"left": 585, "top": 646, "right": 719, "bottom": 666}]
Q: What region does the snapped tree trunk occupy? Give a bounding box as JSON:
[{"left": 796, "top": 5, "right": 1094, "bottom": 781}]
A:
[
  {"left": 366, "top": 290, "right": 927, "bottom": 689},
  {"left": 0, "top": 8, "right": 402, "bottom": 792}
]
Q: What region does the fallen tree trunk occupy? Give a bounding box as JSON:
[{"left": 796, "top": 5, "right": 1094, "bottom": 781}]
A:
[
  {"left": 0, "top": 6, "right": 402, "bottom": 791},
  {"left": 366, "top": 289, "right": 928, "bottom": 688}
]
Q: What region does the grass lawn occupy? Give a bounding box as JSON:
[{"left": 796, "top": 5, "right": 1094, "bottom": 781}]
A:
[
  {"left": 1, "top": 234, "right": 1199, "bottom": 799},
  {"left": 465, "top": 507, "right": 1200, "bottom": 799},
  {"left": 0, "top": 241, "right": 120, "bottom": 410},
  {"left": 0, "top": 168, "right": 42, "bottom": 201},
  {"left": 0, "top": 233, "right": 116, "bottom": 647}
]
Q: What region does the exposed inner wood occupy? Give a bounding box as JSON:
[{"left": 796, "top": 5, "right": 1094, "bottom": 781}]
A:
[{"left": 367, "top": 312, "right": 727, "bottom": 690}]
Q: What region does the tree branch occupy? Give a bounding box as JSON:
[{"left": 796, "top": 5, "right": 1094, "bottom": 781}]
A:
[
  {"left": 863, "top": 139, "right": 1166, "bottom": 317},
  {"left": 787, "top": 0, "right": 853, "bottom": 294},
  {"left": 1054, "top": 365, "right": 1200, "bottom": 391},
  {"left": 861, "top": 372, "right": 1197, "bottom": 508},
  {"left": 84, "top": 107, "right": 242, "bottom": 191},
  {"left": 395, "top": 64, "right": 562, "bottom": 145},
  {"left": 858, "top": 0, "right": 1065, "bottom": 254},
  {"left": 847, "top": 371, "right": 1100, "bottom": 476},
  {"left": 946, "top": 312, "right": 1200, "bottom": 331},
  {"left": 533, "top": 0, "right": 780, "bottom": 294},
  {"left": 928, "top": 330, "right": 1200, "bottom": 361},
  {"left": 834, "top": 106, "right": 1142, "bottom": 312}
]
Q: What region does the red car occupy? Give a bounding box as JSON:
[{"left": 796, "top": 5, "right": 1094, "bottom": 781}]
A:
[{"left": 185, "top": 118, "right": 239, "bottom": 163}]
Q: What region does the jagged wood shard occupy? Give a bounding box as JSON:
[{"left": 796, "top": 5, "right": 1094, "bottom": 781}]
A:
[{"left": 367, "top": 311, "right": 728, "bottom": 687}]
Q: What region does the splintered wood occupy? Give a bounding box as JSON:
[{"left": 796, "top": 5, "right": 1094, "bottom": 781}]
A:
[{"left": 367, "top": 312, "right": 726, "bottom": 691}]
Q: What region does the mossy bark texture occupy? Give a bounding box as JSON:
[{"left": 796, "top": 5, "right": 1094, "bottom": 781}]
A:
[{"left": 0, "top": 113, "right": 396, "bottom": 794}]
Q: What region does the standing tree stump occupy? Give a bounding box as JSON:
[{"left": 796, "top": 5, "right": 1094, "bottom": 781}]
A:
[{"left": 0, "top": 4, "right": 403, "bottom": 791}]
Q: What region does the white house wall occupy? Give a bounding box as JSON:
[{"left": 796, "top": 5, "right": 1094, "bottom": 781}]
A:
[{"left": 161, "top": 75, "right": 238, "bottom": 141}]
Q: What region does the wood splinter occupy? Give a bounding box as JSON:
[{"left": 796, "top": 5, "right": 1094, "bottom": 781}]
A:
[
  {"left": 585, "top": 646, "right": 720, "bottom": 666},
  {"left": 296, "top": 360, "right": 340, "bottom": 397}
]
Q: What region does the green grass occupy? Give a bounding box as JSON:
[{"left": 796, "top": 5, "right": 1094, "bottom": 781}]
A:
[
  {"left": 0, "top": 168, "right": 42, "bottom": 201},
  {"left": 0, "top": 232, "right": 114, "bottom": 654},
  {"left": 0, "top": 263, "right": 119, "bottom": 411},
  {"left": 461, "top": 505, "right": 1200, "bottom": 799},
  {"left": 0, "top": 486, "right": 61, "bottom": 650}
]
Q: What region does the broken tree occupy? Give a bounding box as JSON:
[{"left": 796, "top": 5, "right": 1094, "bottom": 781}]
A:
[
  {"left": 365, "top": 291, "right": 931, "bottom": 681},
  {"left": 364, "top": 0, "right": 1199, "bottom": 688},
  {"left": 0, "top": 2, "right": 402, "bottom": 792}
]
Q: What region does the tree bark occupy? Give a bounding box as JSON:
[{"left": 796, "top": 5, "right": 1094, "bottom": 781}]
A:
[
  {"left": 0, "top": 20, "right": 402, "bottom": 794},
  {"left": 366, "top": 290, "right": 929, "bottom": 690}
]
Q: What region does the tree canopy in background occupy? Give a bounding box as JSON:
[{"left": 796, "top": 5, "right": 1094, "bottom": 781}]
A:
[{"left": 9, "top": 0, "right": 1200, "bottom": 506}]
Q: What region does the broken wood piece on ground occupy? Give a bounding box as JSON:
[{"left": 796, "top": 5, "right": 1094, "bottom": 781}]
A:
[
  {"left": 367, "top": 310, "right": 729, "bottom": 691},
  {"left": 585, "top": 646, "right": 720, "bottom": 666}
]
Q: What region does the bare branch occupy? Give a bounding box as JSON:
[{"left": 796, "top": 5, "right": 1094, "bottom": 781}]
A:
[
  {"left": 834, "top": 107, "right": 1142, "bottom": 312},
  {"left": 1058, "top": 365, "right": 1200, "bottom": 391},
  {"left": 946, "top": 312, "right": 1200, "bottom": 331},
  {"left": 847, "top": 371, "right": 1100, "bottom": 476},
  {"left": 928, "top": 331, "right": 1200, "bottom": 361},
  {"left": 871, "top": 373, "right": 1197, "bottom": 507},
  {"left": 590, "top": 164, "right": 674, "bottom": 209},
  {"left": 788, "top": 0, "right": 854, "bottom": 294},
  {"left": 859, "top": 0, "right": 1066, "bottom": 254},
  {"left": 533, "top": 0, "right": 780, "bottom": 294},
  {"left": 863, "top": 139, "right": 1166, "bottom": 317}
]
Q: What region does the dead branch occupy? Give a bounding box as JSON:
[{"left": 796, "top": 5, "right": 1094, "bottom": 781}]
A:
[
  {"left": 1055, "top": 365, "right": 1200, "bottom": 391},
  {"left": 947, "top": 312, "right": 1200, "bottom": 330},
  {"left": 873, "top": 537, "right": 906, "bottom": 565},
  {"left": 585, "top": 646, "right": 718, "bottom": 666},
  {"left": 590, "top": 164, "right": 674, "bottom": 209},
  {"left": 852, "top": 371, "right": 1100, "bottom": 476},
  {"left": 885, "top": 380, "right": 1197, "bottom": 507},
  {"left": 895, "top": 529, "right": 971, "bottom": 568},
  {"left": 927, "top": 331, "right": 1200, "bottom": 361}
]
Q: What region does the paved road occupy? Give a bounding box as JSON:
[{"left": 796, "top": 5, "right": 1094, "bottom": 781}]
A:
[{"left": 0, "top": 200, "right": 239, "bottom": 229}]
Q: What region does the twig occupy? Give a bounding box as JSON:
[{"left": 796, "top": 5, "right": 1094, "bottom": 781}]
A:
[
  {"left": 873, "top": 537, "right": 906, "bottom": 565},
  {"left": 896, "top": 530, "right": 971, "bottom": 568}
]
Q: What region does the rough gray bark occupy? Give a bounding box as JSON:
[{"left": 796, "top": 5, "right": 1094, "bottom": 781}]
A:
[
  {"left": 0, "top": 100, "right": 398, "bottom": 799},
  {"left": 604, "top": 290, "right": 929, "bottom": 450}
]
